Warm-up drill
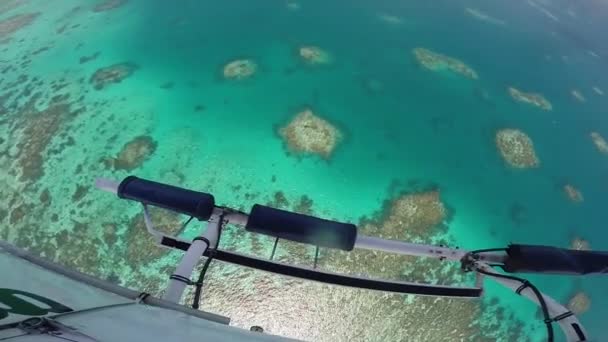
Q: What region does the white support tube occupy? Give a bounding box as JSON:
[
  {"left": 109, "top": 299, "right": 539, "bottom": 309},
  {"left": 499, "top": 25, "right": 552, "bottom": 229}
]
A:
[
  {"left": 163, "top": 212, "right": 222, "bottom": 303},
  {"left": 476, "top": 263, "right": 587, "bottom": 342},
  {"left": 95, "top": 178, "right": 120, "bottom": 194},
  {"left": 355, "top": 235, "right": 467, "bottom": 261}
]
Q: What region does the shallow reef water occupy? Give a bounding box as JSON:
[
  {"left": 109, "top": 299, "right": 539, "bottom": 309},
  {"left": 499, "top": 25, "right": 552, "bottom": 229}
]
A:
[{"left": 1, "top": 0, "right": 608, "bottom": 341}]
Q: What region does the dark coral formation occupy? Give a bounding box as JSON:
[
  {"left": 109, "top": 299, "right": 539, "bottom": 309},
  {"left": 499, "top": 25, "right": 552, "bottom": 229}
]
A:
[
  {"left": 0, "top": 90, "right": 15, "bottom": 115},
  {"left": 13, "top": 97, "right": 77, "bottom": 182},
  {"left": 79, "top": 51, "right": 100, "bottom": 64},
  {"left": 265, "top": 191, "right": 313, "bottom": 215},
  {"left": 0, "top": 70, "right": 90, "bottom": 273},
  {"left": 160, "top": 81, "right": 174, "bottom": 89},
  {"left": 0, "top": 0, "right": 25, "bottom": 15},
  {"left": 11, "top": 216, "right": 103, "bottom": 274},
  {"left": 39, "top": 189, "right": 51, "bottom": 206},
  {"left": 101, "top": 222, "right": 118, "bottom": 246},
  {"left": 54, "top": 222, "right": 104, "bottom": 272},
  {"left": 361, "top": 77, "right": 384, "bottom": 95},
  {"left": 31, "top": 46, "right": 50, "bottom": 56},
  {"left": 0, "top": 69, "right": 161, "bottom": 292},
  {"left": 508, "top": 202, "right": 528, "bottom": 226},
  {"left": 90, "top": 62, "right": 138, "bottom": 90},
  {"left": 93, "top": 0, "right": 127, "bottom": 12},
  {"left": 125, "top": 208, "right": 184, "bottom": 265},
  {"left": 293, "top": 195, "right": 313, "bottom": 215},
  {"left": 0, "top": 13, "right": 40, "bottom": 41},
  {"left": 9, "top": 201, "right": 183, "bottom": 285},
  {"left": 105, "top": 135, "right": 157, "bottom": 171},
  {"left": 71, "top": 184, "right": 90, "bottom": 202},
  {"left": 267, "top": 191, "right": 290, "bottom": 209},
  {"left": 9, "top": 203, "right": 30, "bottom": 225}
]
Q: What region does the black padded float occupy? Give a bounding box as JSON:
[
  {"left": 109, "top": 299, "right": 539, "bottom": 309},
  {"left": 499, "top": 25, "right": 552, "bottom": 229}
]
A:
[
  {"left": 503, "top": 244, "right": 608, "bottom": 275},
  {"left": 117, "top": 176, "right": 215, "bottom": 221},
  {"left": 245, "top": 204, "right": 357, "bottom": 251}
]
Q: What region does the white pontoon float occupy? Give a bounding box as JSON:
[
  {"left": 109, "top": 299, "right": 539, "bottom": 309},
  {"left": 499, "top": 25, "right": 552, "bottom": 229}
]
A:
[{"left": 2, "top": 176, "right": 605, "bottom": 341}]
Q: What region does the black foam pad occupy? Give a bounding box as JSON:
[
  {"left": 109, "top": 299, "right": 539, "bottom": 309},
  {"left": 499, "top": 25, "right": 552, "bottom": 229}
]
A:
[
  {"left": 246, "top": 204, "right": 357, "bottom": 251},
  {"left": 503, "top": 244, "right": 608, "bottom": 275},
  {"left": 118, "top": 176, "right": 215, "bottom": 221}
]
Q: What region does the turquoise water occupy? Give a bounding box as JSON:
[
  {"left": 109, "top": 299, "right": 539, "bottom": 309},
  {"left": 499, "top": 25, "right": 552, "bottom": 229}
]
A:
[{"left": 1, "top": 0, "right": 607, "bottom": 340}]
